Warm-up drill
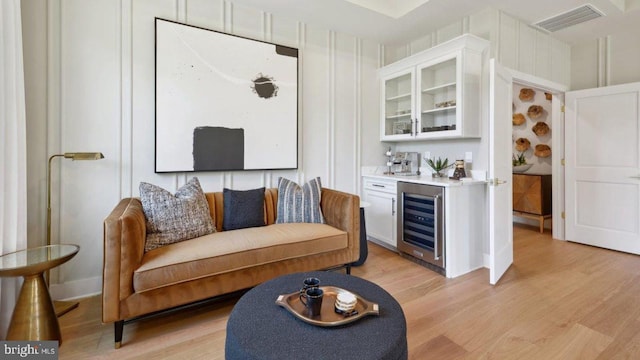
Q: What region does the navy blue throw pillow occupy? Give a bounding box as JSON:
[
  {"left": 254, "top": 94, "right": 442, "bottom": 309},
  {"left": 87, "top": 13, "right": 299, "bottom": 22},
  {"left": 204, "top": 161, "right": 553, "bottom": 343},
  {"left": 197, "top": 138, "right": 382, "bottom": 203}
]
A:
[{"left": 223, "top": 187, "right": 266, "bottom": 231}]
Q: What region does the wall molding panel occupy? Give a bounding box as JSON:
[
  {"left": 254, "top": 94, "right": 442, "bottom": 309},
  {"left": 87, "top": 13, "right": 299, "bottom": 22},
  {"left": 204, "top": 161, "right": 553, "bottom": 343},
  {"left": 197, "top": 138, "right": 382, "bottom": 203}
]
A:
[
  {"left": 494, "top": 11, "right": 570, "bottom": 86},
  {"left": 354, "top": 37, "right": 362, "bottom": 194},
  {"left": 46, "top": 0, "right": 63, "bottom": 284},
  {"left": 261, "top": 11, "right": 272, "bottom": 42},
  {"left": 177, "top": 0, "right": 187, "bottom": 22},
  {"left": 597, "top": 36, "right": 611, "bottom": 87},
  {"left": 327, "top": 30, "right": 336, "bottom": 189},
  {"left": 296, "top": 20, "right": 306, "bottom": 185},
  {"left": 223, "top": 0, "right": 232, "bottom": 34},
  {"left": 120, "top": 0, "right": 133, "bottom": 198}
]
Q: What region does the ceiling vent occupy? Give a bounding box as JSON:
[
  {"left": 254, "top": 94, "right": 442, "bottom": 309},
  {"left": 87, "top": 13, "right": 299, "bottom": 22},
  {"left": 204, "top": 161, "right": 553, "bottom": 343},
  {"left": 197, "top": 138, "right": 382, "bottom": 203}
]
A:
[{"left": 533, "top": 4, "right": 604, "bottom": 32}]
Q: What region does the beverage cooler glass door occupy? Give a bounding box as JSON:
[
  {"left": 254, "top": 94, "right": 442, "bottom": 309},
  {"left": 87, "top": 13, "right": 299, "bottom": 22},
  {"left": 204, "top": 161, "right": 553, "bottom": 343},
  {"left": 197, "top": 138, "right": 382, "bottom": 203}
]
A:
[{"left": 397, "top": 182, "right": 445, "bottom": 269}]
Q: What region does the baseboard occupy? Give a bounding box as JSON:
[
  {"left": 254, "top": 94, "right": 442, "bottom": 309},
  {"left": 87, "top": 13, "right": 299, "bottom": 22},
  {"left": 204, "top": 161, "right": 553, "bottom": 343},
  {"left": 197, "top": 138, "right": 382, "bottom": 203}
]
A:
[
  {"left": 366, "top": 237, "right": 398, "bottom": 253},
  {"left": 50, "top": 276, "right": 101, "bottom": 300}
]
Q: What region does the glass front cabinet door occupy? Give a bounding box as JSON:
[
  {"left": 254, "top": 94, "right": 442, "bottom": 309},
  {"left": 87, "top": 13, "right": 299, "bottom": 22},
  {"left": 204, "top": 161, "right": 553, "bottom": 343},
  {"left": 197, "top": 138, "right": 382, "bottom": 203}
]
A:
[
  {"left": 379, "top": 34, "right": 488, "bottom": 141},
  {"left": 382, "top": 69, "right": 415, "bottom": 140}
]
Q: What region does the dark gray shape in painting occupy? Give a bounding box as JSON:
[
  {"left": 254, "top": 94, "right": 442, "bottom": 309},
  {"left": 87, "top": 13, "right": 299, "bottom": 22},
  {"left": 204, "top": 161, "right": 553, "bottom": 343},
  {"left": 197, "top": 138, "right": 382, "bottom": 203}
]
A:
[
  {"left": 251, "top": 73, "right": 278, "bottom": 99},
  {"left": 193, "top": 126, "right": 244, "bottom": 171},
  {"left": 275, "top": 45, "right": 298, "bottom": 58}
]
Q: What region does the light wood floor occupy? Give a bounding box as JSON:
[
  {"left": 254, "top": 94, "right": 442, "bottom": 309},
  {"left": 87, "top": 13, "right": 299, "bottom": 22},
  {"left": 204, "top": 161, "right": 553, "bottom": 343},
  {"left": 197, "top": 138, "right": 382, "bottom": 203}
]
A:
[{"left": 58, "top": 224, "right": 640, "bottom": 359}]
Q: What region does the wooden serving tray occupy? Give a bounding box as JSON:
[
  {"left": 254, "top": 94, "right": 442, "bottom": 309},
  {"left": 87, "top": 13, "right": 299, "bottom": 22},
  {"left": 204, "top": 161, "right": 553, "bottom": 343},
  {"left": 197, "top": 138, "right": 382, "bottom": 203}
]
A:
[{"left": 275, "top": 286, "right": 379, "bottom": 327}]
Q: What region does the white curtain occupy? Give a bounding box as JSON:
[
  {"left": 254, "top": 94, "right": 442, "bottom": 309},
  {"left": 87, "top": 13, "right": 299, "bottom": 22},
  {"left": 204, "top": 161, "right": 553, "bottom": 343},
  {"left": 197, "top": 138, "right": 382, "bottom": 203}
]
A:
[{"left": 0, "top": 0, "right": 28, "bottom": 339}]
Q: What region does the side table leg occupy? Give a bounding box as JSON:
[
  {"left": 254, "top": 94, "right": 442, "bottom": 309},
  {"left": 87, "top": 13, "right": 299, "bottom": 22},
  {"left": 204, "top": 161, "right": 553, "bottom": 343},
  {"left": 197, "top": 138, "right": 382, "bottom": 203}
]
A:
[
  {"left": 539, "top": 217, "right": 544, "bottom": 233},
  {"left": 7, "top": 273, "right": 61, "bottom": 342}
]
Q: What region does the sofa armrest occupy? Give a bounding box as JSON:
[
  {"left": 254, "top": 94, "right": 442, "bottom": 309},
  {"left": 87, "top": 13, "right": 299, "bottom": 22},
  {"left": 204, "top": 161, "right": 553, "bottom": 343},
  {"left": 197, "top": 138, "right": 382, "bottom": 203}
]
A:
[
  {"left": 102, "top": 198, "right": 146, "bottom": 323},
  {"left": 320, "top": 188, "right": 360, "bottom": 263}
]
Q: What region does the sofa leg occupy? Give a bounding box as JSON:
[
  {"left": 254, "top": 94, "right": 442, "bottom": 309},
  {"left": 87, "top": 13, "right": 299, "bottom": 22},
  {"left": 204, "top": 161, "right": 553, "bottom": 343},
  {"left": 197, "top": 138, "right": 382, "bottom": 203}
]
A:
[
  {"left": 114, "top": 320, "right": 124, "bottom": 349},
  {"left": 345, "top": 264, "right": 351, "bottom": 275}
]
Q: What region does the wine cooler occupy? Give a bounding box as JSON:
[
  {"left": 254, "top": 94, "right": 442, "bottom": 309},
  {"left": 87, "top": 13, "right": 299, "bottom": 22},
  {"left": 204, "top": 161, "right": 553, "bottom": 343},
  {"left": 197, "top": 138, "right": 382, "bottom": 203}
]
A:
[{"left": 397, "top": 181, "right": 445, "bottom": 273}]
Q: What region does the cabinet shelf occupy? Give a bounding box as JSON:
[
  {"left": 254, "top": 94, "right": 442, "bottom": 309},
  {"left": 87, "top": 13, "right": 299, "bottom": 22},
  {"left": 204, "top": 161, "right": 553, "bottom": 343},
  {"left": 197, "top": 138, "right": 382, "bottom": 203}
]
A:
[
  {"left": 422, "top": 82, "right": 456, "bottom": 94},
  {"left": 386, "top": 113, "right": 412, "bottom": 119},
  {"left": 386, "top": 93, "right": 412, "bottom": 101},
  {"left": 422, "top": 105, "right": 456, "bottom": 114}
]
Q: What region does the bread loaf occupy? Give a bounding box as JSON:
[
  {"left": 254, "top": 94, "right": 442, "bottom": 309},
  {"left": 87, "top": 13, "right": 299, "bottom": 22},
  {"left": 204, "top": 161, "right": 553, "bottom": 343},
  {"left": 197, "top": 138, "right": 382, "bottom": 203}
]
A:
[
  {"left": 515, "top": 138, "right": 531, "bottom": 152},
  {"left": 534, "top": 144, "right": 551, "bottom": 158},
  {"left": 527, "top": 105, "right": 543, "bottom": 119},
  {"left": 532, "top": 122, "right": 550, "bottom": 136},
  {"left": 519, "top": 88, "right": 535, "bottom": 101}
]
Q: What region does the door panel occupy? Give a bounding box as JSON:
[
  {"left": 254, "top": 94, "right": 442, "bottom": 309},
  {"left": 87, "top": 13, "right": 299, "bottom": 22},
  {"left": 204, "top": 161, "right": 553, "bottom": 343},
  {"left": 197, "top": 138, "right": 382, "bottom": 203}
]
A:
[
  {"left": 565, "top": 82, "right": 640, "bottom": 254},
  {"left": 489, "top": 59, "right": 514, "bottom": 285},
  {"left": 364, "top": 191, "right": 396, "bottom": 248}
]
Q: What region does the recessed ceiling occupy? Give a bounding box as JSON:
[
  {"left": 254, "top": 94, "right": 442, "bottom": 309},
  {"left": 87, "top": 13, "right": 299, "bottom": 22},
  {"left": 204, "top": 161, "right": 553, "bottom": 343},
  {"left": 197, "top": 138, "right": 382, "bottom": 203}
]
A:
[
  {"left": 228, "top": 0, "right": 640, "bottom": 45},
  {"left": 343, "top": 0, "right": 431, "bottom": 18}
]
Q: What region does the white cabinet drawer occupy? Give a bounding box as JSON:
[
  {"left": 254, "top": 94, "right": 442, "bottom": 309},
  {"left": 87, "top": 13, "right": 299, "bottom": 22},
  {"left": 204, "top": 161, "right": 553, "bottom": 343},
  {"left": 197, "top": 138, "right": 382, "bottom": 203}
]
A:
[{"left": 363, "top": 178, "right": 397, "bottom": 193}]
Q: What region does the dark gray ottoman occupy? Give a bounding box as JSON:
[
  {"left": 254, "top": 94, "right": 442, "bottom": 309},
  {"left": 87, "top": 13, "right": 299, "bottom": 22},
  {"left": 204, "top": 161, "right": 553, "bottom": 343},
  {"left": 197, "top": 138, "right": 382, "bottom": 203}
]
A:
[{"left": 225, "top": 271, "right": 407, "bottom": 360}]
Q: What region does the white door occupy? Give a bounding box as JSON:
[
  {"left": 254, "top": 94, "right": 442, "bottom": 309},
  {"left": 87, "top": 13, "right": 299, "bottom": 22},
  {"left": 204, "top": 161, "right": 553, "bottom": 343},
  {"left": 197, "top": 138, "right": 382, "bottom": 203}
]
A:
[
  {"left": 565, "top": 82, "right": 640, "bottom": 254},
  {"left": 489, "top": 59, "right": 514, "bottom": 285}
]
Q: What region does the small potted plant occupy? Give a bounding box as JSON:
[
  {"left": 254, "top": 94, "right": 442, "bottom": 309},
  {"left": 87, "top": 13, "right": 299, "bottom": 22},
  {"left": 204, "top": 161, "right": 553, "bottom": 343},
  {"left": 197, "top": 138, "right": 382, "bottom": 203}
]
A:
[
  {"left": 512, "top": 152, "right": 532, "bottom": 173},
  {"left": 426, "top": 157, "right": 453, "bottom": 177}
]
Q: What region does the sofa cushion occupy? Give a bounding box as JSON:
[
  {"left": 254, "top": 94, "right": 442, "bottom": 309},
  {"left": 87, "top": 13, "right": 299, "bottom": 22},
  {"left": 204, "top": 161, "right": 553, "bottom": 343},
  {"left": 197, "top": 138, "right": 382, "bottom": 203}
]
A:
[
  {"left": 223, "top": 187, "right": 266, "bottom": 231},
  {"left": 140, "top": 177, "right": 215, "bottom": 252},
  {"left": 275, "top": 177, "right": 325, "bottom": 224},
  {"left": 133, "top": 223, "right": 347, "bottom": 293}
]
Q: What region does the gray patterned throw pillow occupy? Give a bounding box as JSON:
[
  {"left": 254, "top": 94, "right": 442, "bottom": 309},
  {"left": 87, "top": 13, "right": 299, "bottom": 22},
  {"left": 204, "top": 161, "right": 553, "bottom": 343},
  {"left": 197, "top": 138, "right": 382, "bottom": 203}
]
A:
[
  {"left": 140, "top": 177, "right": 215, "bottom": 252},
  {"left": 275, "top": 177, "right": 325, "bottom": 224}
]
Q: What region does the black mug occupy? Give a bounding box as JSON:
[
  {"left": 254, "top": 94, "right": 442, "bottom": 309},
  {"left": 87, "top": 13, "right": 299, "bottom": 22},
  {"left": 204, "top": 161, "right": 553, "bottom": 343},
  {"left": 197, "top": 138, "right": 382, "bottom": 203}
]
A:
[
  {"left": 300, "top": 277, "right": 320, "bottom": 293},
  {"left": 299, "top": 287, "right": 324, "bottom": 317}
]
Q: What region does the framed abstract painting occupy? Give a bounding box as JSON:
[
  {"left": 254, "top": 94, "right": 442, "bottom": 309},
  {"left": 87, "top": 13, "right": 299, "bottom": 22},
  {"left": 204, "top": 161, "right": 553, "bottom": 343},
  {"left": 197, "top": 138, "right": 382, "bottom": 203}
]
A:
[{"left": 155, "top": 18, "right": 298, "bottom": 172}]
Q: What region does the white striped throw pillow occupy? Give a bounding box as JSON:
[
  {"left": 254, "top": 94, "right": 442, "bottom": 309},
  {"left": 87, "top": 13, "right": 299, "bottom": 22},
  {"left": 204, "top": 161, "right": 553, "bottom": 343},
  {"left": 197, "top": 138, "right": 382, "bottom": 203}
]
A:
[{"left": 275, "top": 177, "right": 325, "bottom": 224}]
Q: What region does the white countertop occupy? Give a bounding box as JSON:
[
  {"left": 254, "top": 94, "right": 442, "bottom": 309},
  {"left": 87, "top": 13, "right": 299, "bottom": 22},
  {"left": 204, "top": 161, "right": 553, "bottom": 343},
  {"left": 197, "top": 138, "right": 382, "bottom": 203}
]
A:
[{"left": 362, "top": 173, "right": 486, "bottom": 187}]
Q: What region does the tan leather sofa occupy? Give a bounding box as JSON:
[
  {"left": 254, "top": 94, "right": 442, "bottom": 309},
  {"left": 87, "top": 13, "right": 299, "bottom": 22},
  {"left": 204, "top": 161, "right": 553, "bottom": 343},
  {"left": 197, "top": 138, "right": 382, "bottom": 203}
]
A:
[{"left": 103, "top": 187, "right": 360, "bottom": 348}]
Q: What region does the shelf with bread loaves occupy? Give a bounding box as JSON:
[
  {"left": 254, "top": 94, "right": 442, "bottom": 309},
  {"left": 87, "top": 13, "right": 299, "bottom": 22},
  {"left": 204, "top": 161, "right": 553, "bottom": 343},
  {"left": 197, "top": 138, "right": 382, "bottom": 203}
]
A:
[
  {"left": 379, "top": 34, "right": 489, "bottom": 141},
  {"left": 512, "top": 84, "right": 552, "bottom": 175}
]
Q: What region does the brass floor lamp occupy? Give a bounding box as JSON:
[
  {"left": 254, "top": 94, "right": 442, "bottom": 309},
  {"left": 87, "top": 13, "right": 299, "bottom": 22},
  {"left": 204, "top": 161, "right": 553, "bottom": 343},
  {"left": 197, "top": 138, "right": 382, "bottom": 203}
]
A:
[{"left": 47, "top": 152, "right": 104, "bottom": 316}]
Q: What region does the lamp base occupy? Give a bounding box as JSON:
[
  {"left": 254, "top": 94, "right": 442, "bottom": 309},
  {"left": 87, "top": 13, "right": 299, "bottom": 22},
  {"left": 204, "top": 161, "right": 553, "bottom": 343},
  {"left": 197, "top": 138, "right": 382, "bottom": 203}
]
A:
[{"left": 54, "top": 300, "right": 79, "bottom": 317}]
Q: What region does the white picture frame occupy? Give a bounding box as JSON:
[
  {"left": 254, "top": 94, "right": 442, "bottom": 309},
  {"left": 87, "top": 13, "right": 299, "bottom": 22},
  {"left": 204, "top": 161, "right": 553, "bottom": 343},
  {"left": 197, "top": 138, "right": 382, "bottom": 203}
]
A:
[{"left": 155, "top": 18, "right": 298, "bottom": 172}]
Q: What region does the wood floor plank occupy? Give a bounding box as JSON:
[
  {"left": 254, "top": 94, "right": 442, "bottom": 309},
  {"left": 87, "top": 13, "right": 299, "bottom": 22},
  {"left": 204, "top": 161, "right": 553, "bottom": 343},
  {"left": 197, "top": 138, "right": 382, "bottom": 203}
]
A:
[
  {"left": 57, "top": 224, "right": 640, "bottom": 359},
  {"left": 410, "top": 335, "right": 468, "bottom": 359},
  {"left": 519, "top": 323, "right": 612, "bottom": 360}
]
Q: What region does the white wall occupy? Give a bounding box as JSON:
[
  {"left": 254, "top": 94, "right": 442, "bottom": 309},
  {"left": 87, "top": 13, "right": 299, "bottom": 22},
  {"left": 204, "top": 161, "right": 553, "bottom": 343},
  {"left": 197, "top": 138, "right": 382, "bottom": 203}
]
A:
[
  {"left": 385, "top": 9, "right": 571, "bottom": 85},
  {"left": 22, "top": 0, "right": 382, "bottom": 299},
  {"left": 571, "top": 33, "right": 640, "bottom": 90}
]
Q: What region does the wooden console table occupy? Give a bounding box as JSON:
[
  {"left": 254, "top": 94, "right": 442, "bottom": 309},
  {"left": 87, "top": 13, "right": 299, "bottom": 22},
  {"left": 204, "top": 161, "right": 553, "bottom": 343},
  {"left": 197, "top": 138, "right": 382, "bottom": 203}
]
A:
[{"left": 513, "top": 173, "right": 552, "bottom": 233}]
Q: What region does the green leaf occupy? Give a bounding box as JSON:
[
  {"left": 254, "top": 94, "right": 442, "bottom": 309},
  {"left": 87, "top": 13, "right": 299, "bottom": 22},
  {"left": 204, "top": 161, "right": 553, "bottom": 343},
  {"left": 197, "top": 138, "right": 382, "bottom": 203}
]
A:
[{"left": 426, "top": 157, "right": 452, "bottom": 171}]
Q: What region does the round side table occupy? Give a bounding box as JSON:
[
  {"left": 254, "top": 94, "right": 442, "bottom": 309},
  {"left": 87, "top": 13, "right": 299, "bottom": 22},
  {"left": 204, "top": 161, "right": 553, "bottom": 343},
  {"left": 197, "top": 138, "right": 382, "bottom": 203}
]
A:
[{"left": 0, "top": 244, "right": 79, "bottom": 342}]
